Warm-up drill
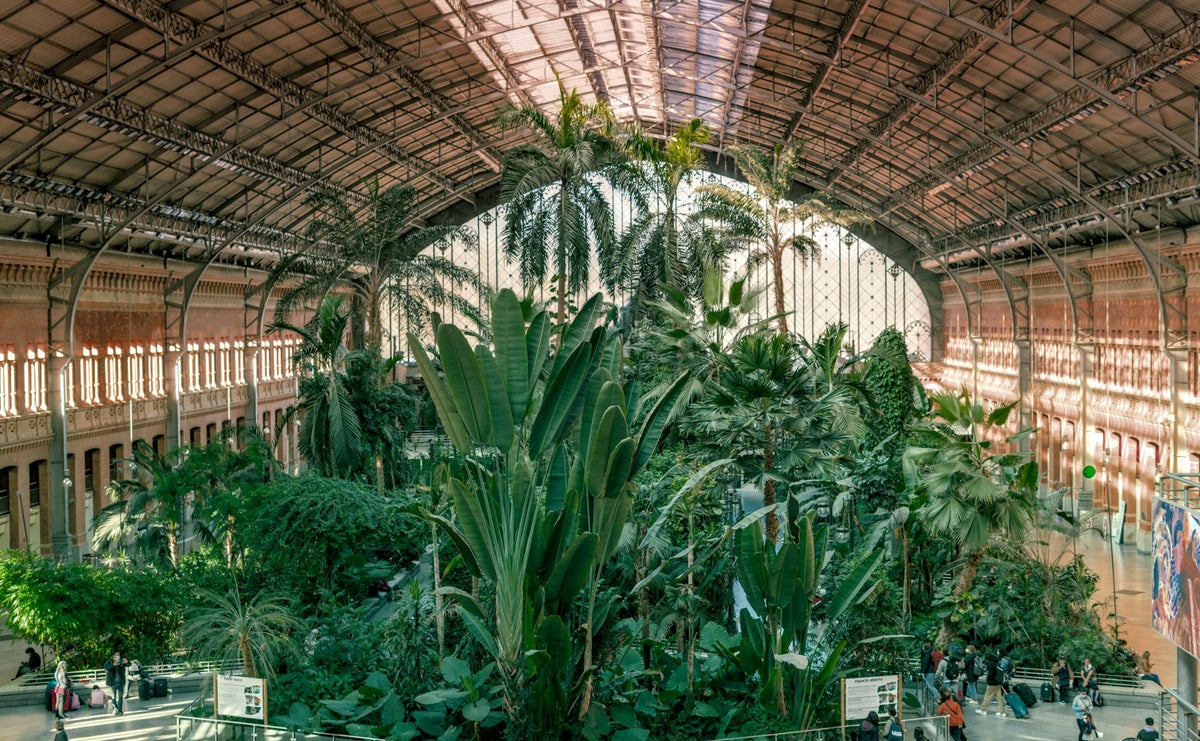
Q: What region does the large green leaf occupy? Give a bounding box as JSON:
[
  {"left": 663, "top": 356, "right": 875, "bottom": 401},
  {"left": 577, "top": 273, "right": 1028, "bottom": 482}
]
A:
[
  {"left": 492, "top": 289, "right": 530, "bottom": 423},
  {"left": 475, "top": 346, "right": 514, "bottom": 450},
  {"left": 407, "top": 334, "right": 470, "bottom": 452},
  {"left": 585, "top": 404, "right": 629, "bottom": 497},
  {"left": 735, "top": 527, "right": 768, "bottom": 617},
  {"left": 528, "top": 340, "right": 595, "bottom": 457},
  {"left": 593, "top": 491, "right": 632, "bottom": 564},
  {"left": 825, "top": 547, "right": 884, "bottom": 622},
  {"left": 447, "top": 478, "right": 496, "bottom": 579},
  {"left": 545, "top": 446, "right": 569, "bottom": 512},
  {"left": 632, "top": 372, "right": 689, "bottom": 474},
  {"left": 601, "top": 437, "right": 635, "bottom": 500},
  {"left": 536, "top": 615, "right": 572, "bottom": 672},
  {"left": 429, "top": 514, "right": 483, "bottom": 577},
  {"left": 553, "top": 292, "right": 604, "bottom": 374},
  {"left": 544, "top": 532, "right": 597, "bottom": 608},
  {"left": 525, "top": 311, "right": 551, "bottom": 389},
  {"left": 436, "top": 323, "right": 491, "bottom": 443}
]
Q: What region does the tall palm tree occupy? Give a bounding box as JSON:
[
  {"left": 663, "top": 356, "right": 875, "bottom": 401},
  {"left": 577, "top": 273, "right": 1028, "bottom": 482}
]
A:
[
  {"left": 904, "top": 389, "right": 1038, "bottom": 647},
  {"left": 179, "top": 587, "right": 304, "bottom": 678},
  {"left": 498, "top": 83, "right": 628, "bottom": 326},
  {"left": 693, "top": 142, "right": 868, "bottom": 336},
  {"left": 269, "top": 176, "right": 480, "bottom": 350},
  {"left": 695, "top": 331, "right": 805, "bottom": 541},
  {"left": 273, "top": 294, "right": 362, "bottom": 477},
  {"left": 617, "top": 118, "right": 718, "bottom": 312},
  {"left": 94, "top": 440, "right": 197, "bottom": 568}
]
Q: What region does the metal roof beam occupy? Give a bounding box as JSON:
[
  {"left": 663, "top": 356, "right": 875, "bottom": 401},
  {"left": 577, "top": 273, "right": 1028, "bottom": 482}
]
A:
[
  {"left": 782, "top": 0, "right": 871, "bottom": 142},
  {"left": 305, "top": 0, "right": 501, "bottom": 171},
  {"left": 103, "top": 0, "right": 457, "bottom": 194},
  {"left": 0, "top": 57, "right": 362, "bottom": 204},
  {"left": 826, "top": 0, "right": 1029, "bottom": 186}
]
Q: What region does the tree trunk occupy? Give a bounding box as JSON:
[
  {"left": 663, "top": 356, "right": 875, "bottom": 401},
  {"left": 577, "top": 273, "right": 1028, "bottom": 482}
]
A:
[
  {"left": 432, "top": 520, "right": 445, "bottom": 659},
  {"left": 772, "top": 244, "right": 788, "bottom": 337},
  {"left": 937, "top": 547, "right": 986, "bottom": 648},
  {"left": 168, "top": 526, "right": 179, "bottom": 569},
  {"left": 763, "top": 426, "right": 778, "bottom": 542}
]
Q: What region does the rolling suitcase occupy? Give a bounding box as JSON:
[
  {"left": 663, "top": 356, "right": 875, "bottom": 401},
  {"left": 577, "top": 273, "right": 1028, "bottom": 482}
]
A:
[
  {"left": 1040, "top": 681, "right": 1056, "bottom": 703},
  {"left": 1005, "top": 690, "right": 1030, "bottom": 719},
  {"left": 138, "top": 678, "right": 151, "bottom": 700},
  {"left": 154, "top": 677, "right": 168, "bottom": 697},
  {"left": 1015, "top": 682, "right": 1038, "bottom": 707}
]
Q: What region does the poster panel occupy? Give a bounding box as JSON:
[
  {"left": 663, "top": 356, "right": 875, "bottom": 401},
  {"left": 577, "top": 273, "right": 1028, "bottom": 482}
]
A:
[
  {"left": 1152, "top": 497, "right": 1200, "bottom": 658},
  {"left": 215, "top": 675, "right": 267, "bottom": 721},
  {"left": 843, "top": 675, "right": 900, "bottom": 723}
]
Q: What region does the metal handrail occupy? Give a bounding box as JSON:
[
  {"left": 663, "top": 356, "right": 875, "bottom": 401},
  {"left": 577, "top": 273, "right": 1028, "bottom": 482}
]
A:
[{"left": 15, "top": 657, "right": 243, "bottom": 687}]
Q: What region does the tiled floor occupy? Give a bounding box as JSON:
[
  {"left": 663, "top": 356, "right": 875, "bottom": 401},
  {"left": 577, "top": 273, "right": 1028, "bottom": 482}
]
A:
[{"left": 0, "top": 691, "right": 196, "bottom": 740}]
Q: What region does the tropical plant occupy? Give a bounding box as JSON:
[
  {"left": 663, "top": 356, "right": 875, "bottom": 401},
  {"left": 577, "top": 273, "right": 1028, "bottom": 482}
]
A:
[
  {"left": 723, "top": 512, "right": 881, "bottom": 728},
  {"left": 904, "top": 388, "right": 1039, "bottom": 647},
  {"left": 275, "top": 295, "right": 418, "bottom": 484},
  {"left": 266, "top": 176, "right": 479, "bottom": 350},
  {"left": 179, "top": 586, "right": 304, "bottom": 678},
  {"left": 239, "top": 476, "right": 423, "bottom": 605},
  {"left": 617, "top": 118, "right": 719, "bottom": 312},
  {"left": 94, "top": 439, "right": 199, "bottom": 568},
  {"left": 408, "top": 288, "right": 686, "bottom": 730},
  {"left": 184, "top": 428, "right": 279, "bottom": 567},
  {"left": 693, "top": 142, "right": 868, "bottom": 336},
  {"left": 498, "top": 83, "right": 628, "bottom": 326}
]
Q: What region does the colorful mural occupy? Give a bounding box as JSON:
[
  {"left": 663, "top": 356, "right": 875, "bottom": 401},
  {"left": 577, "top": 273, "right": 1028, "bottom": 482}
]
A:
[{"left": 1152, "top": 497, "right": 1200, "bottom": 658}]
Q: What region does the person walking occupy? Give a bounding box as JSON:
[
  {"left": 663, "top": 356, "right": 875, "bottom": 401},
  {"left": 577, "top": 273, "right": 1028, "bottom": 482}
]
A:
[
  {"left": 1052, "top": 657, "right": 1074, "bottom": 704},
  {"left": 103, "top": 651, "right": 130, "bottom": 716},
  {"left": 51, "top": 719, "right": 68, "bottom": 741},
  {"left": 975, "top": 654, "right": 1006, "bottom": 717},
  {"left": 1072, "top": 686, "right": 1095, "bottom": 741},
  {"left": 52, "top": 661, "right": 69, "bottom": 719},
  {"left": 937, "top": 688, "right": 966, "bottom": 741},
  {"left": 1136, "top": 717, "right": 1160, "bottom": 741}
]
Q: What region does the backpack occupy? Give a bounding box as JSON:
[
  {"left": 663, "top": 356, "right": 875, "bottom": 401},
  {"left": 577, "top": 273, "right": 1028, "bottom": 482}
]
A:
[
  {"left": 944, "top": 660, "right": 961, "bottom": 680},
  {"left": 886, "top": 722, "right": 904, "bottom": 741}
]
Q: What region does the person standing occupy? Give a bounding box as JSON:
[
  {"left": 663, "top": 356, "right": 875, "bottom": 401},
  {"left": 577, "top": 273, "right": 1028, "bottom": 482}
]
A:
[
  {"left": 962, "top": 645, "right": 981, "bottom": 703},
  {"left": 1072, "top": 686, "right": 1094, "bottom": 741},
  {"left": 920, "top": 640, "right": 938, "bottom": 695},
  {"left": 976, "top": 654, "right": 1006, "bottom": 717},
  {"left": 51, "top": 719, "right": 68, "bottom": 741},
  {"left": 1052, "top": 657, "right": 1074, "bottom": 704},
  {"left": 937, "top": 688, "right": 966, "bottom": 741},
  {"left": 1136, "top": 717, "right": 1160, "bottom": 741},
  {"left": 52, "top": 661, "right": 69, "bottom": 719},
  {"left": 104, "top": 651, "right": 130, "bottom": 716},
  {"left": 858, "top": 710, "right": 880, "bottom": 741}
]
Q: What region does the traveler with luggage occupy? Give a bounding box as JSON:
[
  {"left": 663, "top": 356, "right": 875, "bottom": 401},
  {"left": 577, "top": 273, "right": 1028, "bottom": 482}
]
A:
[
  {"left": 52, "top": 661, "right": 70, "bottom": 719},
  {"left": 104, "top": 651, "right": 130, "bottom": 716},
  {"left": 976, "top": 655, "right": 1006, "bottom": 717},
  {"left": 1051, "top": 657, "right": 1074, "bottom": 703},
  {"left": 937, "top": 688, "right": 966, "bottom": 741}
]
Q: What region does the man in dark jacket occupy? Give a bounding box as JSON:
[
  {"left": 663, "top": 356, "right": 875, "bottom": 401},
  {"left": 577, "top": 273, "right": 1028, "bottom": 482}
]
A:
[
  {"left": 975, "top": 655, "right": 1006, "bottom": 717},
  {"left": 920, "top": 640, "right": 937, "bottom": 694},
  {"left": 103, "top": 651, "right": 130, "bottom": 716}
]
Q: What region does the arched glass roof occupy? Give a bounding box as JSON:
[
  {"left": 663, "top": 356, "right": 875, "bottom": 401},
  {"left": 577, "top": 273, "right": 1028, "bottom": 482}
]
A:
[{"left": 0, "top": 0, "right": 1197, "bottom": 289}]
